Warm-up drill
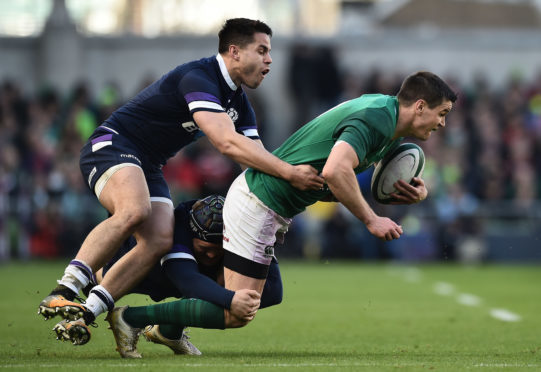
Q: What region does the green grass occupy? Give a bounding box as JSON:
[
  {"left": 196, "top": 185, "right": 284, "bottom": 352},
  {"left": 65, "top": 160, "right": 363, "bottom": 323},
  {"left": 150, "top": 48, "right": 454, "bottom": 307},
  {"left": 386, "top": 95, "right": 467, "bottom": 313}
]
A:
[{"left": 1, "top": 260, "right": 540, "bottom": 371}]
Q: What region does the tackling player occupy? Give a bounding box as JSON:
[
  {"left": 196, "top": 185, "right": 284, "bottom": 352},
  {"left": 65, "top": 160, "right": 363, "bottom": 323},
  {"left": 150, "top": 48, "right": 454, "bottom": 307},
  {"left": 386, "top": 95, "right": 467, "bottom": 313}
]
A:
[
  {"left": 221, "top": 71, "right": 457, "bottom": 309},
  {"left": 53, "top": 195, "right": 283, "bottom": 357},
  {"left": 38, "top": 18, "right": 324, "bottom": 336}
]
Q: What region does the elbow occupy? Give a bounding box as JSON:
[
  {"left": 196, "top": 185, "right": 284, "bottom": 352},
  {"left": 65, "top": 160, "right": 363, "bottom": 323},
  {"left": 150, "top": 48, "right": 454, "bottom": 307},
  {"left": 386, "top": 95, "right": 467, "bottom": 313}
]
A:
[
  {"left": 321, "top": 165, "right": 339, "bottom": 184},
  {"left": 322, "top": 162, "right": 351, "bottom": 186}
]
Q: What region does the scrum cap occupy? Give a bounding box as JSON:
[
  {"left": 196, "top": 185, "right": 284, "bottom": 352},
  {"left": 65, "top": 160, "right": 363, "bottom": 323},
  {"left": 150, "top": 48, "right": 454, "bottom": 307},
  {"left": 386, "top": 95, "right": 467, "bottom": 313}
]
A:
[{"left": 189, "top": 195, "right": 225, "bottom": 244}]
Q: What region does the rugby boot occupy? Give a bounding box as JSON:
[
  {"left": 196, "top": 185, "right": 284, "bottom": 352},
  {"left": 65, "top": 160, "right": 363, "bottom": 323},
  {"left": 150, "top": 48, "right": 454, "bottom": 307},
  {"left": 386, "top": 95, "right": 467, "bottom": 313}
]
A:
[
  {"left": 53, "top": 318, "right": 91, "bottom": 346},
  {"left": 38, "top": 294, "right": 90, "bottom": 322},
  {"left": 143, "top": 325, "right": 201, "bottom": 355},
  {"left": 105, "top": 306, "right": 142, "bottom": 358}
]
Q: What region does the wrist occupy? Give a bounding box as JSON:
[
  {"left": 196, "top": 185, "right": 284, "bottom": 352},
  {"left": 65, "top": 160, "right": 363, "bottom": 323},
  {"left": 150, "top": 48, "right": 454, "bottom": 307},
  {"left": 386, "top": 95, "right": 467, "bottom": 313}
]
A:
[
  {"left": 280, "top": 163, "right": 295, "bottom": 182},
  {"left": 360, "top": 209, "right": 377, "bottom": 225}
]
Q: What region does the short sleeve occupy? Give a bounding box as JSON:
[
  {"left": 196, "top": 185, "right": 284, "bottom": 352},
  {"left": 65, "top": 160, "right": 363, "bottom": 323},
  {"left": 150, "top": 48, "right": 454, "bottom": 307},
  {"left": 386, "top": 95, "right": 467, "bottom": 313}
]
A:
[
  {"left": 179, "top": 70, "right": 225, "bottom": 114},
  {"left": 235, "top": 93, "right": 259, "bottom": 139},
  {"left": 335, "top": 120, "right": 372, "bottom": 163}
]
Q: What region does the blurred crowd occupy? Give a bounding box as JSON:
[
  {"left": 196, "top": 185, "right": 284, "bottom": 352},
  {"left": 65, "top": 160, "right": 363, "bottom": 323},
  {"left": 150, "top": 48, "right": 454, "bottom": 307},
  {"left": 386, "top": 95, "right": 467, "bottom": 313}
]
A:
[{"left": 2, "top": 46, "right": 541, "bottom": 262}]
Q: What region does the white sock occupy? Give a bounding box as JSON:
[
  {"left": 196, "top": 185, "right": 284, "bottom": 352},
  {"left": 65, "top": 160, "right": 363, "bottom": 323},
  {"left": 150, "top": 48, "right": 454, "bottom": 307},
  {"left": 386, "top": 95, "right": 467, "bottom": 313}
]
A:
[
  {"left": 58, "top": 264, "right": 91, "bottom": 295},
  {"left": 85, "top": 285, "right": 115, "bottom": 318}
]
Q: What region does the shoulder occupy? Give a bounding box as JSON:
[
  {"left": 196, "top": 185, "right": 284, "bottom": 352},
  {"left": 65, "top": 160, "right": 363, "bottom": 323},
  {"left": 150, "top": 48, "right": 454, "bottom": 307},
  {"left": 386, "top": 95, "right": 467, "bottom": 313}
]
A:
[
  {"left": 178, "top": 57, "right": 219, "bottom": 85},
  {"left": 345, "top": 95, "right": 397, "bottom": 137}
]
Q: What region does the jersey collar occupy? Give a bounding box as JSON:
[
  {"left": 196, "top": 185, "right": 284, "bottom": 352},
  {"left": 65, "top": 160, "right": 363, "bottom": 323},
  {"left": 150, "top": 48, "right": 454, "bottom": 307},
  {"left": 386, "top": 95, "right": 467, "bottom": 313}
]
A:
[{"left": 216, "top": 54, "right": 238, "bottom": 91}]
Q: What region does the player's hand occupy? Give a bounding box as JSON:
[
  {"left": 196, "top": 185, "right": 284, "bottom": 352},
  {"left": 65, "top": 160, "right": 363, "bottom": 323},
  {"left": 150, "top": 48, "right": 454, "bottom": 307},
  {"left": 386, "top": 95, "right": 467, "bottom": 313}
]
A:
[
  {"left": 365, "top": 215, "right": 403, "bottom": 241},
  {"left": 230, "top": 289, "right": 261, "bottom": 321},
  {"left": 389, "top": 177, "right": 428, "bottom": 205},
  {"left": 288, "top": 165, "right": 325, "bottom": 191}
]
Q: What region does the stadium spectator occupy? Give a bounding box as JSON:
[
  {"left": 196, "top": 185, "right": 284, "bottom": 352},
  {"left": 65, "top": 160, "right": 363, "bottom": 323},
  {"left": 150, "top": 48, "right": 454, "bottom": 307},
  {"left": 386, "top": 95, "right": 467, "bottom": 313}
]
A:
[
  {"left": 3, "top": 65, "right": 541, "bottom": 263},
  {"left": 36, "top": 18, "right": 323, "bottom": 339}
]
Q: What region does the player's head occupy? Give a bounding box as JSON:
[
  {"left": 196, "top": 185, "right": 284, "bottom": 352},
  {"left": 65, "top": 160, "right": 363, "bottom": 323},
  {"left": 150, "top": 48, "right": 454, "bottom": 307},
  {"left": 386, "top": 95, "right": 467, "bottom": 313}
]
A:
[
  {"left": 218, "top": 18, "right": 272, "bottom": 89},
  {"left": 190, "top": 194, "right": 225, "bottom": 244},
  {"left": 397, "top": 71, "right": 457, "bottom": 108},
  {"left": 397, "top": 71, "right": 457, "bottom": 140},
  {"left": 218, "top": 18, "right": 272, "bottom": 53},
  {"left": 190, "top": 195, "right": 225, "bottom": 266}
]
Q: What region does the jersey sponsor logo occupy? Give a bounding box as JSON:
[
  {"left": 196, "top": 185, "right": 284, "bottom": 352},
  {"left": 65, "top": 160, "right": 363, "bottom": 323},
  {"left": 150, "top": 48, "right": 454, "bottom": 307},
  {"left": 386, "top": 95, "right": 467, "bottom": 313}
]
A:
[
  {"left": 227, "top": 108, "right": 239, "bottom": 122},
  {"left": 120, "top": 153, "right": 141, "bottom": 164},
  {"left": 88, "top": 166, "right": 97, "bottom": 187},
  {"left": 181, "top": 121, "right": 200, "bottom": 133}
]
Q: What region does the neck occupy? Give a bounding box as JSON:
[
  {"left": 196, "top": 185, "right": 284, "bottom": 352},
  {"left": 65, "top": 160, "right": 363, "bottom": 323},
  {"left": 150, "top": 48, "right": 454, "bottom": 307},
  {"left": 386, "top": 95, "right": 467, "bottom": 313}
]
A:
[
  {"left": 219, "top": 53, "right": 241, "bottom": 88},
  {"left": 392, "top": 104, "right": 414, "bottom": 140}
]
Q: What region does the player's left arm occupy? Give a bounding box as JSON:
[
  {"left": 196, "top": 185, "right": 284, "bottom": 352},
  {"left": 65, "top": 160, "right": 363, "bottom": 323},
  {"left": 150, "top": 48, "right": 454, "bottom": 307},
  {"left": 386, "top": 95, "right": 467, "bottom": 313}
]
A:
[
  {"left": 322, "top": 141, "right": 403, "bottom": 241},
  {"left": 389, "top": 177, "right": 428, "bottom": 205}
]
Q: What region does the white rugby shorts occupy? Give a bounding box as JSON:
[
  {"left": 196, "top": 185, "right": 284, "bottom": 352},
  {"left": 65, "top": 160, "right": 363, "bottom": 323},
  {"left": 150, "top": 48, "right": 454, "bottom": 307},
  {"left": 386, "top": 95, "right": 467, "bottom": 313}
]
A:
[{"left": 223, "top": 171, "right": 291, "bottom": 266}]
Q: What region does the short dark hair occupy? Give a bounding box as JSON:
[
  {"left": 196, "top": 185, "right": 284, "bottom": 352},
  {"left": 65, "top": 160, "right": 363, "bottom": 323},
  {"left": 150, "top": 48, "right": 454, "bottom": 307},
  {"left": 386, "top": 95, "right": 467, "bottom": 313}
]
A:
[
  {"left": 218, "top": 18, "right": 272, "bottom": 53},
  {"left": 397, "top": 71, "right": 457, "bottom": 108}
]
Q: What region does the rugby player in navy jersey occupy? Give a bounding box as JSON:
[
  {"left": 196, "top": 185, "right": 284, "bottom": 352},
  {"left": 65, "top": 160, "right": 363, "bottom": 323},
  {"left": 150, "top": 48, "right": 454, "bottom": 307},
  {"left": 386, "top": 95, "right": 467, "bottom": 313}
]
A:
[
  {"left": 52, "top": 195, "right": 282, "bottom": 356},
  {"left": 38, "top": 18, "right": 324, "bottom": 342}
]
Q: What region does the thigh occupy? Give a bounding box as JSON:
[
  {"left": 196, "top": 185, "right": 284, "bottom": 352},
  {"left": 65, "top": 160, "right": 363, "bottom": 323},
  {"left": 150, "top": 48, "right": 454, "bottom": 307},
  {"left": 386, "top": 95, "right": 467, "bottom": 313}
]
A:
[
  {"left": 223, "top": 173, "right": 290, "bottom": 282},
  {"left": 98, "top": 165, "right": 150, "bottom": 214},
  {"left": 133, "top": 200, "right": 174, "bottom": 246},
  {"left": 224, "top": 267, "right": 266, "bottom": 294},
  {"left": 223, "top": 173, "right": 290, "bottom": 264},
  {"left": 80, "top": 127, "right": 144, "bottom": 199},
  {"left": 80, "top": 127, "right": 173, "bottom": 213}
]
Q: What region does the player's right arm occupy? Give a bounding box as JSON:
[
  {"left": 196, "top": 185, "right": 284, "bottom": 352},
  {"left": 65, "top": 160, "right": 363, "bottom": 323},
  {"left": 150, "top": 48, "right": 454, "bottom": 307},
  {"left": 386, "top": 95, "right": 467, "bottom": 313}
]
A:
[
  {"left": 193, "top": 110, "right": 324, "bottom": 191},
  {"left": 321, "top": 141, "right": 403, "bottom": 241},
  {"left": 162, "top": 258, "right": 259, "bottom": 320}
]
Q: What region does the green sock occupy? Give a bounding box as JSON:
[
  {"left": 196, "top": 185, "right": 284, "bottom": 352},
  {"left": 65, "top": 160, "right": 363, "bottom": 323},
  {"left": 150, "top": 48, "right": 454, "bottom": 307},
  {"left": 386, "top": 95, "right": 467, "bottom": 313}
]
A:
[
  {"left": 157, "top": 324, "right": 183, "bottom": 340},
  {"left": 123, "top": 298, "right": 225, "bottom": 330}
]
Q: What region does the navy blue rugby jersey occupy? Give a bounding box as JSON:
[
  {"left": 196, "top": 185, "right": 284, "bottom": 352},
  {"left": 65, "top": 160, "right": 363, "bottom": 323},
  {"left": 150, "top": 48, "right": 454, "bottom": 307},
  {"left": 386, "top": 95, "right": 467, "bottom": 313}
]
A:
[{"left": 102, "top": 54, "right": 259, "bottom": 166}]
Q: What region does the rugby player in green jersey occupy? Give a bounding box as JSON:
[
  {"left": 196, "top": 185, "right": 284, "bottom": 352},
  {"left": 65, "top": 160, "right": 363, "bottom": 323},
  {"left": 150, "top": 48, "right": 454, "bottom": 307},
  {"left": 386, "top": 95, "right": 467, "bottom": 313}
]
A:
[{"left": 221, "top": 71, "right": 457, "bottom": 305}]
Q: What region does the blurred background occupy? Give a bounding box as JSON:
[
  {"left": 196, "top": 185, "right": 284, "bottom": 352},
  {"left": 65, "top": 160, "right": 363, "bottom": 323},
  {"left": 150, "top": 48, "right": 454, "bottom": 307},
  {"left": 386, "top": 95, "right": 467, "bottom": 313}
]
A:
[{"left": 1, "top": 0, "right": 541, "bottom": 264}]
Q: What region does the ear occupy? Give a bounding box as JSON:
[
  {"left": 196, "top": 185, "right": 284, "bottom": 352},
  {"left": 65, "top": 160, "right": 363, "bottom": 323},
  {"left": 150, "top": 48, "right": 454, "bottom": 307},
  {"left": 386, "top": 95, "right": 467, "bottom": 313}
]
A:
[
  {"left": 415, "top": 99, "right": 425, "bottom": 115},
  {"left": 228, "top": 45, "right": 240, "bottom": 61}
]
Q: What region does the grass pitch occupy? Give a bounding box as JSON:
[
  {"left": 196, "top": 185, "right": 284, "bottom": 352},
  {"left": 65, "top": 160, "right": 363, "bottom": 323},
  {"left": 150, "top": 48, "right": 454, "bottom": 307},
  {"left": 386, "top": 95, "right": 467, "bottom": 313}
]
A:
[{"left": 0, "top": 260, "right": 539, "bottom": 371}]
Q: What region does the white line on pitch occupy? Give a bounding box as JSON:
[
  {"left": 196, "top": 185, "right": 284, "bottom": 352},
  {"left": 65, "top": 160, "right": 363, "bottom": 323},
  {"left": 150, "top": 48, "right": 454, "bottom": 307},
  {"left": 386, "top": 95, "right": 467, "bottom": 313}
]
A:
[
  {"left": 433, "top": 281, "right": 455, "bottom": 296},
  {"left": 457, "top": 293, "right": 482, "bottom": 306},
  {"left": 490, "top": 308, "right": 522, "bottom": 322}
]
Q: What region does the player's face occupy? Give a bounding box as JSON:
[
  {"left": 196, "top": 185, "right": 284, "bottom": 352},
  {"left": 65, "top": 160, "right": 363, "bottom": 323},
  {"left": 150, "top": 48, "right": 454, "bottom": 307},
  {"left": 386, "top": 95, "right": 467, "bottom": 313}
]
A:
[
  {"left": 237, "top": 32, "right": 272, "bottom": 89},
  {"left": 192, "top": 238, "right": 224, "bottom": 267},
  {"left": 412, "top": 99, "right": 453, "bottom": 140}
]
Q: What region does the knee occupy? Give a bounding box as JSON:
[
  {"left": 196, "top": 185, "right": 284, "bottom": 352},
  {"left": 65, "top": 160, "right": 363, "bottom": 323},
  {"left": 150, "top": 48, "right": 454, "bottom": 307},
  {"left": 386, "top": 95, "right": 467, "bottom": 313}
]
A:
[
  {"left": 137, "top": 227, "right": 173, "bottom": 257},
  {"left": 149, "top": 231, "right": 173, "bottom": 256},
  {"left": 116, "top": 204, "right": 152, "bottom": 232}
]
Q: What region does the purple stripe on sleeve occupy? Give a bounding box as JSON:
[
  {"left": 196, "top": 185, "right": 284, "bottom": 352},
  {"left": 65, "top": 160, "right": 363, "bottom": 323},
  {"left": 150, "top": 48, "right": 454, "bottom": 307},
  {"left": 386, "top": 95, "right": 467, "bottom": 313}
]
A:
[
  {"left": 184, "top": 92, "right": 220, "bottom": 104},
  {"left": 91, "top": 134, "right": 113, "bottom": 145}
]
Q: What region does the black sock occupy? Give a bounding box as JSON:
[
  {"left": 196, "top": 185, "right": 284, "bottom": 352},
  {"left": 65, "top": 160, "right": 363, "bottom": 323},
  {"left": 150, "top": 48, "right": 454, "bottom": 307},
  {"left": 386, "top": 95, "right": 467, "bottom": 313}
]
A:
[{"left": 50, "top": 284, "right": 77, "bottom": 301}]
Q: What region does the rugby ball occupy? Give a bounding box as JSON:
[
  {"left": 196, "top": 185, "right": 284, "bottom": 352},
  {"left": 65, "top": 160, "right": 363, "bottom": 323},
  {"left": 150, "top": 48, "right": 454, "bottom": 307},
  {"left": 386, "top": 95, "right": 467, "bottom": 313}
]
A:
[{"left": 371, "top": 143, "right": 425, "bottom": 204}]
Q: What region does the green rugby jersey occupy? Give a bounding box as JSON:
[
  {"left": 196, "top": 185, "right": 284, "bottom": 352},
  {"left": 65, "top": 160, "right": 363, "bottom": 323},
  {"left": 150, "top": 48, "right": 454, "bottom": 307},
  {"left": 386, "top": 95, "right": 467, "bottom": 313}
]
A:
[{"left": 245, "top": 94, "right": 402, "bottom": 217}]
